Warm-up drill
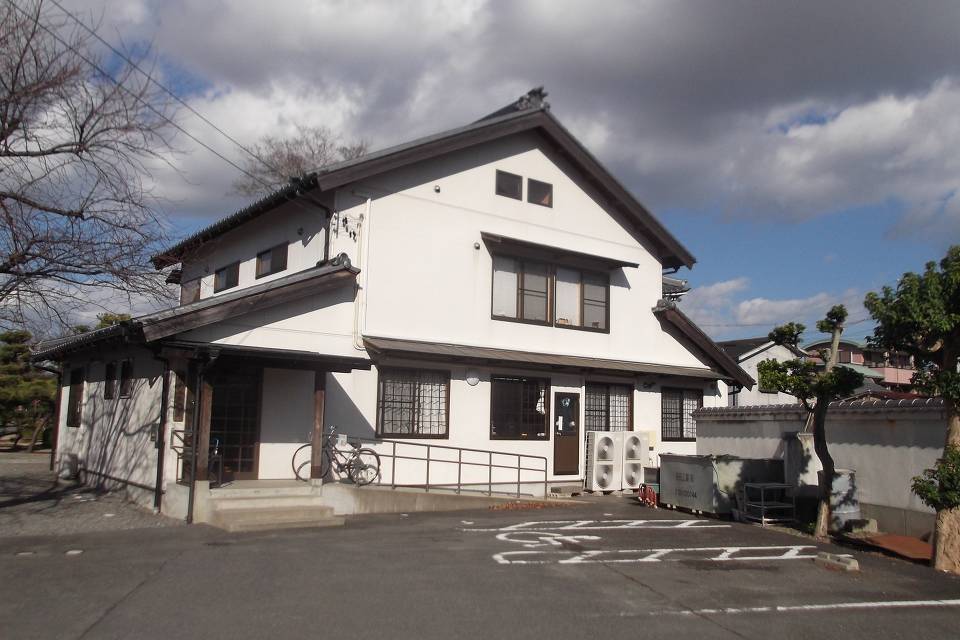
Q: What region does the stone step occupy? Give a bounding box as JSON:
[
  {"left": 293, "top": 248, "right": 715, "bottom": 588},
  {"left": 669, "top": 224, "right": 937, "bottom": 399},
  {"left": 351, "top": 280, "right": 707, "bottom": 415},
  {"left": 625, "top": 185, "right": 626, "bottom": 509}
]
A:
[
  {"left": 210, "top": 494, "right": 328, "bottom": 511},
  {"left": 209, "top": 505, "right": 343, "bottom": 533}
]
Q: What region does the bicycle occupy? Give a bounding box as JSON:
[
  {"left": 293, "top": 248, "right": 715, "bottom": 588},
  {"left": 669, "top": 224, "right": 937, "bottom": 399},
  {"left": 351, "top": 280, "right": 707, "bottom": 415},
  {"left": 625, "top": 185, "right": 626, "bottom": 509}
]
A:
[{"left": 292, "top": 427, "right": 380, "bottom": 486}]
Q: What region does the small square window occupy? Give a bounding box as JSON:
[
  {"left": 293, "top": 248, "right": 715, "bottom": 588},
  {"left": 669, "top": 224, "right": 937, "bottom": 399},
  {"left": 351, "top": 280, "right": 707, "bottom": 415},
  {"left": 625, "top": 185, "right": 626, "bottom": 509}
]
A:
[
  {"left": 527, "top": 179, "right": 553, "bottom": 207},
  {"left": 495, "top": 170, "right": 522, "bottom": 200},
  {"left": 214, "top": 262, "right": 239, "bottom": 292},
  {"left": 256, "top": 243, "right": 288, "bottom": 279}
]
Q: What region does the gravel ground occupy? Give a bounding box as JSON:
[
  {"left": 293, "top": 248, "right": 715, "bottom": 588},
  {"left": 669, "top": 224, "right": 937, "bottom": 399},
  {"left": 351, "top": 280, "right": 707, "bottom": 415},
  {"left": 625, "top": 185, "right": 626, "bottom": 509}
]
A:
[{"left": 0, "top": 451, "right": 182, "bottom": 538}]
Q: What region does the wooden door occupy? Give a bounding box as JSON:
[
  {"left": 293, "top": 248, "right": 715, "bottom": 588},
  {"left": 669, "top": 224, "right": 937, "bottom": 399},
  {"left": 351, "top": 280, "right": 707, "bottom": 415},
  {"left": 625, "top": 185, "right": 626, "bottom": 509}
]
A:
[
  {"left": 553, "top": 392, "right": 580, "bottom": 476},
  {"left": 209, "top": 368, "right": 261, "bottom": 481}
]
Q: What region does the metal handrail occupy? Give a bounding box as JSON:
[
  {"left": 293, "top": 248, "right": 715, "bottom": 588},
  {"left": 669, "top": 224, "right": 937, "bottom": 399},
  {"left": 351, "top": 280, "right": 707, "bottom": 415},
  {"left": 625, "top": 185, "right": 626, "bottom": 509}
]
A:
[{"left": 320, "top": 432, "right": 549, "bottom": 498}]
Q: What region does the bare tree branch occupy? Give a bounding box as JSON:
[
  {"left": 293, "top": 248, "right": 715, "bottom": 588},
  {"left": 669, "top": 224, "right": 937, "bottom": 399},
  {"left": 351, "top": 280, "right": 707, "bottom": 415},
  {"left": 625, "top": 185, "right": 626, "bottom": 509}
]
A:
[{"left": 0, "top": 0, "right": 178, "bottom": 331}]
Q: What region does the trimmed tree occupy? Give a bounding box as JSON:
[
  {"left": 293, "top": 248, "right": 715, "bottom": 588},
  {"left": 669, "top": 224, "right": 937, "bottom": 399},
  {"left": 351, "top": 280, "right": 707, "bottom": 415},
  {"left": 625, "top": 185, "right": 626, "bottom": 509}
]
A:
[
  {"left": 865, "top": 245, "right": 960, "bottom": 573},
  {"left": 0, "top": 330, "right": 56, "bottom": 450},
  {"left": 757, "top": 305, "right": 863, "bottom": 538}
]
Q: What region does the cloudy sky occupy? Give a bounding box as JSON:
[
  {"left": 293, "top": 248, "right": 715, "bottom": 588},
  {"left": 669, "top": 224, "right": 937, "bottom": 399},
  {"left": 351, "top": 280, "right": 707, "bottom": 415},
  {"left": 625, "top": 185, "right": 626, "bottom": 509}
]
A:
[{"left": 62, "top": 0, "right": 960, "bottom": 342}]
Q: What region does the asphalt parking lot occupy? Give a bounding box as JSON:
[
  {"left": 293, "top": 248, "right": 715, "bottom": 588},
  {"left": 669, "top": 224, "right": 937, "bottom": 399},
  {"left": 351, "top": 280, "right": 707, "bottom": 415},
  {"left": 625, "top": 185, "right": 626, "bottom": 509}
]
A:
[{"left": 3, "top": 495, "right": 959, "bottom": 640}]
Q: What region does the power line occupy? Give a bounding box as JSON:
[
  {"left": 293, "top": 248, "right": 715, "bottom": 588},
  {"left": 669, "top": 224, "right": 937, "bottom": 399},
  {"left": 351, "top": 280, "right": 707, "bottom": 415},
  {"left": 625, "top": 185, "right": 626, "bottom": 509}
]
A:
[
  {"left": 699, "top": 316, "right": 872, "bottom": 329},
  {"left": 46, "top": 0, "right": 283, "bottom": 181},
  {"left": 6, "top": 0, "right": 276, "bottom": 194}
]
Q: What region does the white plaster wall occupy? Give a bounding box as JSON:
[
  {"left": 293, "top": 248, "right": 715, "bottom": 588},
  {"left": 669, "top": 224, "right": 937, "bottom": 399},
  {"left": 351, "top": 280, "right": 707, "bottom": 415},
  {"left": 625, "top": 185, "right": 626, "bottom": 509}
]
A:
[
  {"left": 179, "top": 196, "right": 331, "bottom": 300},
  {"left": 258, "top": 368, "right": 315, "bottom": 479},
  {"left": 56, "top": 347, "right": 164, "bottom": 506},
  {"left": 696, "top": 408, "right": 945, "bottom": 515},
  {"left": 290, "top": 361, "right": 718, "bottom": 485},
  {"left": 330, "top": 133, "right": 714, "bottom": 371},
  {"left": 173, "top": 286, "right": 357, "bottom": 357},
  {"left": 729, "top": 345, "right": 800, "bottom": 406}
]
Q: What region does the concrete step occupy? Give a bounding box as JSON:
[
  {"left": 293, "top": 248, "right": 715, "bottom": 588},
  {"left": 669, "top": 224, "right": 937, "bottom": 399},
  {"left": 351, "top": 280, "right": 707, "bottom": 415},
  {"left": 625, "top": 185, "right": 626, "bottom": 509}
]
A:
[
  {"left": 209, "top": 505, "right": 343, "bottom": 533},
  {"left": 210, "top": 483, "right": 314, "bottom": 499},
  {"left": 210, "top": 494, "right": 329, "bottom": 511}
]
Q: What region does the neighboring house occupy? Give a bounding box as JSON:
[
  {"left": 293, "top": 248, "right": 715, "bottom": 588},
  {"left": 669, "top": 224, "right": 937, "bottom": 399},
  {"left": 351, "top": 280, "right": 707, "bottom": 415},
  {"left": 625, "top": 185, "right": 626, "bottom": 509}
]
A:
[
  {"left": 35, "top": 89, "right": 752, "bottom": 520},
  {"left": 717, "top": 337, "right": 804, "bottom": 406},
  {"left": 804, "top": 338, "right": 915, "bottom": 392}
]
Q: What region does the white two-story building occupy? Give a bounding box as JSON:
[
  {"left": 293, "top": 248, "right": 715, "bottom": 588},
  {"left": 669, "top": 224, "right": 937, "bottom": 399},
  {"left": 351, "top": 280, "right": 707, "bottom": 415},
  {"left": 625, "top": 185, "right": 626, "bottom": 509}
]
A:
[{"left": 36, "top": 89, "right": 752, "bottom": 521}]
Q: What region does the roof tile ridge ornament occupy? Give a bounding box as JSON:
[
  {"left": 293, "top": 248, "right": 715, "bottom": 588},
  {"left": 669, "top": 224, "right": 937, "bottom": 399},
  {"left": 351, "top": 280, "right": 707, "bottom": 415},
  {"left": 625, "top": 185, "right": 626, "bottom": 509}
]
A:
[{"left": 517, "top": 86, "right": 550, "bottom": 111}]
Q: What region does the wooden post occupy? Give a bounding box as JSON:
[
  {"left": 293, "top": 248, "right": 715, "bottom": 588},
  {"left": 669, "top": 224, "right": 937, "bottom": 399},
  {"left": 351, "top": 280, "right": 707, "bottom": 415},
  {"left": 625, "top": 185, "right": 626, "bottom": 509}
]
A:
[
  {"left": 311, "top": 370, "right": 326, "bottom": 479},
  {"left": 196, "top": 375, "right": 213, "bottom": 481}
]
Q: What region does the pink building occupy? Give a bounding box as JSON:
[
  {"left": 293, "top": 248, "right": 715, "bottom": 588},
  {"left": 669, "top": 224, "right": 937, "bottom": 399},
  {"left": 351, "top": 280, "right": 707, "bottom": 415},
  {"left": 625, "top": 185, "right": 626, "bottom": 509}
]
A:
[{"left": 803, "top": 339, "right": 915, "bottom": 391}]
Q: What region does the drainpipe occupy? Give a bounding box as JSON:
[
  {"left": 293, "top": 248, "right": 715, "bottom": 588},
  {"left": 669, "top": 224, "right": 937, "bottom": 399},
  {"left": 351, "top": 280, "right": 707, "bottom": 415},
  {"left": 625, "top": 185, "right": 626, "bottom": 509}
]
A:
[
  {"left": 151, "top": 351, "right": 171, "bottom": 512},
  {"left": 352, "top": 194, "right": 372, "bottom": 350}
]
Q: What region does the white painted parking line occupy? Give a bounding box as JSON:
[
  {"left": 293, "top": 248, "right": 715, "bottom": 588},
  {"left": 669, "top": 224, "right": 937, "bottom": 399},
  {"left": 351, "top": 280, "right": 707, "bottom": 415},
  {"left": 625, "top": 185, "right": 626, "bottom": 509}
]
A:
[
  {"left": 464, "top": 519, "right": 729, "bottom": 532},
  {"left": 493, "top": 545, "right": 840, "bottom": 565},
  {"left": 659, "top": 598, "right": 960, "bottom": 617}
]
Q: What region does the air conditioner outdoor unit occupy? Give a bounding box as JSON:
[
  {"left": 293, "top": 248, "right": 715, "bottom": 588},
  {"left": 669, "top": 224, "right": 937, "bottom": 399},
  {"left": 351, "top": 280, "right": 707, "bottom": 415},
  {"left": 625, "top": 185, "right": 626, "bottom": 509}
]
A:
[
  {"left": 622, "top": 431, "right": 651, "bottom": 490},
  {"left": 585, "top": 431, "right": 622, "bottom": 491}
]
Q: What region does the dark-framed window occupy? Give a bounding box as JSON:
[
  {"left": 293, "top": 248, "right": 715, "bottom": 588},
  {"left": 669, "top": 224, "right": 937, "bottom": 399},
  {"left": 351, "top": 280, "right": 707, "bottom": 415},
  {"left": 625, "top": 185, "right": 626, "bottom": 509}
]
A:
[
  {"left": 66, "top": 367, "right": 84, "bottom": 427},
  {"left": 118, "top": 360, "right": 133, "bottom": 398},
  {"left": 527, "top": 178, "right": 553, "bottom": 207},
  {"left": 256, "top": 243, "right": 288, "bottom": 278},
  {"left": 214, "top": 262, "right": 239, "bottom": 292},
  {"left": 490, "top": 375, "right": 549, "bottom": 440},
  {"left": 104, "top": 361, "right": 117, "bottom": 400},
  {"left": 585, "top": 383, "right": 632, "bottom": 431},
  {"left": 495, "top": 170, "right": 522, "bottom": 200},
  {"left": 661, "top": 387, "right": 702, "bottom": 441},
  {"left": 377, "top": 368, "right": 450, "bottom": 438},
  {"left": 493, "top": 256, "right": 610, "bottom": 332},
  {"left": 491, "top": 256, "right": 551, "bottom": 324}
]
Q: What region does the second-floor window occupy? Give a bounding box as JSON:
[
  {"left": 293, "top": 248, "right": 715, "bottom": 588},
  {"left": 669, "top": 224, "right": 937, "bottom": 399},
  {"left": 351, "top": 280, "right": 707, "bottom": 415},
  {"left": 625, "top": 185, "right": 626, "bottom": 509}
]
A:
[
  {"left": 214, "top": 262, "right": 239, "bottom": 292},
  {"left": 119, "top": 360, "right": 133, "bottom": 398},
  {"left": 492, "top": 256, "right": 609, "bottom": 331},
  {"left": 256, "top": 243, "right": 288, "bottom": 278}
]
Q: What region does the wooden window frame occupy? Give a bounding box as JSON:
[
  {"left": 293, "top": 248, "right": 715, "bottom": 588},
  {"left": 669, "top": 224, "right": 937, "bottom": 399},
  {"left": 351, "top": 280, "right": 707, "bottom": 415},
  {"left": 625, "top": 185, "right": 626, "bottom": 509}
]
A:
[
  {"left": 490, "top": 256, "right": 552, "bottom": 327},
  {"left": 661, "top": 387, "right": 703, "bottom": 442},
  {"left": 118, "top": 359, "right": 133, "bottom": 399},
  {"left": 375, "top": 367, "right": 451, "bottom": 439},
  {"left": 66, "top": 367, "right": 84, "bottom": 428},
  {"left": 584, "top": 382, "right": 633, "bottom": 432},
  {"left": 489, "top": 375, "right": 551, "bottom": 441},
  {"left": 495, "top": 170, "right": 523, "bottom": 200},
  {"left": 490, "top": 254, "right": 610, "bottom": 333},
  {"left": 213, "top": 261, "right": 240, "bottom": 293},
  {"left": 255, "top": 243, "right": 289, "bottom": 279},
  {"left": 104, "top": 361, "right": 117, "bottom": 400},
  {"left": 527, "top": 178, "right": 553, "bottom": 208}
]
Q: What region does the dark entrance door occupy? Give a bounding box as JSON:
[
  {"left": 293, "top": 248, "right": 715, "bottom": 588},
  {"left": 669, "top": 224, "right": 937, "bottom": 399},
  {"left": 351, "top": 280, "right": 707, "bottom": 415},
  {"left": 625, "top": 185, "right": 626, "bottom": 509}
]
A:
[
  {"left": 553, "top": 392, "right": 580, "bottom": 476},
  {"left": 209, "top": 367, "right": 262, "bottom": 482}
]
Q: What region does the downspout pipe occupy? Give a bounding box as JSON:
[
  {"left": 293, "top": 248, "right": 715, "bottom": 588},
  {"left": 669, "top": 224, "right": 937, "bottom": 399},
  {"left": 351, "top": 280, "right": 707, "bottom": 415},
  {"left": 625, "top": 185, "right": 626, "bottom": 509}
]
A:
[{"left": 150, "top": 350, "right": 171, "bottom": 513}]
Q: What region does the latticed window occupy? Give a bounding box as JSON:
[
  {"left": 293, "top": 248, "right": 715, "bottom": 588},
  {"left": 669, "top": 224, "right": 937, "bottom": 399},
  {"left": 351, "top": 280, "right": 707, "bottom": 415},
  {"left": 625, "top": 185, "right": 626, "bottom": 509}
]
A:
[
  {"left": 585, "top": 383, "right": 632, "bottom": 431},
  {"left": 490, "top": 375, "right": 549, "bottom": 440},
  {"left": 661, "top": 387, "right": 702, "bottom": 441},
  {"left": 377, "top": 368, "right": 450, "bottom": 438}
]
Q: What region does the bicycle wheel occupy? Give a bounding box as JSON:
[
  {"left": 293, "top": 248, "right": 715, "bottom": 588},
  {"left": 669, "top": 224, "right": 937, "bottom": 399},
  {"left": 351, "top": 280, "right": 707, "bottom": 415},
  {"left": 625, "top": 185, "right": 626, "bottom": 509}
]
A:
[
  {"left": 292, "top": 443, "right": 312, "bottom": 481},
  {"left": 319, "top": 448, "right": 334, "bottom": 480},
  {"left": 348, "top": 448, "right": 380, "bottom": 486}
]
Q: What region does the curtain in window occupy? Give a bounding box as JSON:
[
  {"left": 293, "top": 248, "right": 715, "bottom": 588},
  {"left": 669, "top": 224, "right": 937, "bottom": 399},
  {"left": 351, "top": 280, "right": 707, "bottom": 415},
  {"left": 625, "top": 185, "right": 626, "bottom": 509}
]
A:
[
  {"left": 492, "top": 256, "right": 518, "bottom": 317},
  {"left": 555, "top": 267, "right": 581, "bottom": 326}
]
